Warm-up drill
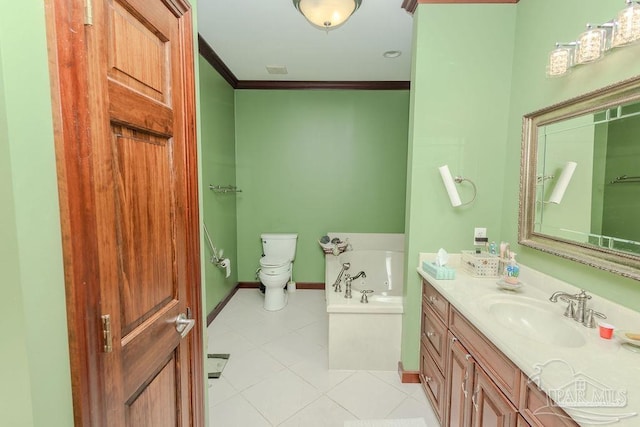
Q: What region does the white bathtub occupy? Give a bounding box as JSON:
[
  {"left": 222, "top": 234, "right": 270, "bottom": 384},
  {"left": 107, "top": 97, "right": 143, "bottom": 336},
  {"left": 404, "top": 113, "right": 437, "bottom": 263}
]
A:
[{"left": 324, "top": 233, "right": 404, "bottom": 370}]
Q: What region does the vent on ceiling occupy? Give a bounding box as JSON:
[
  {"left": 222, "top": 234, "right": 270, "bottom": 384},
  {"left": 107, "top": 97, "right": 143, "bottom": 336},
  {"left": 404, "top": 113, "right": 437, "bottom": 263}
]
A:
[{"left": 266, "top": 65, "right": 288, "bottom": 75}]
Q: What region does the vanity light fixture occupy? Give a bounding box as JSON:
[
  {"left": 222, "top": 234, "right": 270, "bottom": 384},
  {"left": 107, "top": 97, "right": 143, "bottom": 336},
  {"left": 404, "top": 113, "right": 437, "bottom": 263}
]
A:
[
  {"left": 438, "top": 165, "right": 477, "bottom": 208},
  {"left": 292, "top": 0, "right": 362, "bottom": 31},
  {"left": 546, "top": 1, "right": 640, "bottom": 76}
]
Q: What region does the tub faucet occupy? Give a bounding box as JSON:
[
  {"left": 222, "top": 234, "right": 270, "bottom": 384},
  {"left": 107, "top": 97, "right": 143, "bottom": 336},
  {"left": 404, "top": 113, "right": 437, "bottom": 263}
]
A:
[
  {"left": 344, "top": 271, "right": 366, "bottom": 299},
  {"left": 333, "top": 262, "right": 350, "bottom": 292}
]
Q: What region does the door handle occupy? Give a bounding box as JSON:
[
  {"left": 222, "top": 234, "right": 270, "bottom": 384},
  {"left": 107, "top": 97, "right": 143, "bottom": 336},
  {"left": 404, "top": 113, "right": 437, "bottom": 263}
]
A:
[{"left": 175, "top": 313, "right": 195, "bottom": 338}]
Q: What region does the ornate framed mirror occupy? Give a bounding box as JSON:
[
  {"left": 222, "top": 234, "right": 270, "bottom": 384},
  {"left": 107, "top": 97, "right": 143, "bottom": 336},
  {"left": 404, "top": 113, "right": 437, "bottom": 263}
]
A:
[{"left": 519, "top": 75, "right": 640, "bottom": 280}]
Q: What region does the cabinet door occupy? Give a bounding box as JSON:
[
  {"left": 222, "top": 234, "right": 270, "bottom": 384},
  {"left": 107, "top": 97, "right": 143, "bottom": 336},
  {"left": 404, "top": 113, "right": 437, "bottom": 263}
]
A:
[
  {"left": 422, "top": 301, "right": 448, "bottom": 373},
  {"left": 420, "top": 342, "right": 446, "bottom": 423},
  {"left": 519, "top": 374, "right": 579, "bottom": 427},
  {"left": 446, "top": 334, "right": 474, "bottom": 427},
  {"left": 472, "top": 368, "right": 518, "bottom": 427}
]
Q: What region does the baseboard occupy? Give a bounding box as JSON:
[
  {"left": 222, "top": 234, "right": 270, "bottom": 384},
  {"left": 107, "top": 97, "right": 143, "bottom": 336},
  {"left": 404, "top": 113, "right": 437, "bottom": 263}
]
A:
[
  {"left": 398, "top": 361, "right": 421, "bottom": 384},
  {"left": 237, "top": 281, "right": 325, "bottom": 290},
  {"left": 207, "top": 285, "right": 239, "bottom": 325},
  {"left": 208, "top": 282, "right": 326, "bottom": 324}
]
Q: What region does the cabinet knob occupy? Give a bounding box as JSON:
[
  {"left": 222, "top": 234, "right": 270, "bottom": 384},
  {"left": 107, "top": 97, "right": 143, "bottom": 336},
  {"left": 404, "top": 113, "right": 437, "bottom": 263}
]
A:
[
  {"left": 428, "top": 296, "right": 437, "bottom": 304},
  {"left": 424, "top": 376, "right": 432, "bottom": 382},
  {"left": 451, "top": 337, "right": 458, "bottom": 343},
  {"left": 427, "top": 331, "right": 435, "bottom": 337}
]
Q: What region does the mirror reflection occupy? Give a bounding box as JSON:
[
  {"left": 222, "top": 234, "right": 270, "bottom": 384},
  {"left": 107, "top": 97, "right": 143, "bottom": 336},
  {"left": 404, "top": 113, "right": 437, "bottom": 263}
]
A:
[
  {"left": 535, "top": 101, "right": 640, "bottom": 255},
  {"left": 519, "top": 75, "right": 640, "bottom": 280}
]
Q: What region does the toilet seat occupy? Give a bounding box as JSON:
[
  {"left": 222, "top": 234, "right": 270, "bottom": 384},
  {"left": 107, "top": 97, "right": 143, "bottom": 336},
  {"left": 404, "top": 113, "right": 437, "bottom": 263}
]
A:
[{"left": 259, "top": 256, "right": 291, "bottom": 275}]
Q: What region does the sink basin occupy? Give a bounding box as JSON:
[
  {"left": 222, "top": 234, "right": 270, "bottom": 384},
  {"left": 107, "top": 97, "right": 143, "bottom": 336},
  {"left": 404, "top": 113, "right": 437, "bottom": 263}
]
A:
[{"left": 483, "top": 295, "right": 586, "bottom": 348}]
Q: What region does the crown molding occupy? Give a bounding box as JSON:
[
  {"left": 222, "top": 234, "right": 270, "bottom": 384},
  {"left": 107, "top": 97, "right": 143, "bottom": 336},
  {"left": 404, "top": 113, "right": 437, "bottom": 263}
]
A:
[
  {"left": 197, "top": 34, "right": 409, "bottom": 91},
  {"left": 403, "top": 0, "right": 518, "bottom": 14}
]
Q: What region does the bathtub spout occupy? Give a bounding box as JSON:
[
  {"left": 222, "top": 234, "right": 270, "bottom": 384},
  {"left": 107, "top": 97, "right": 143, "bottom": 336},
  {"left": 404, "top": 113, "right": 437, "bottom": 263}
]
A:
[
  {"left": 351, "top": 271, "right": 366, "bottom": 280},
  {"left": 333, "top": 262, "right": 351, "bottom": 292}
]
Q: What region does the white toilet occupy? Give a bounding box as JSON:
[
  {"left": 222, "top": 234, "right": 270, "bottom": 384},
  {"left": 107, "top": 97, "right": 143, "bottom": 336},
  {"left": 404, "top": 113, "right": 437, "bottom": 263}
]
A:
[{"left": 258, "top": 233, "right": 298, "bottom": 311}]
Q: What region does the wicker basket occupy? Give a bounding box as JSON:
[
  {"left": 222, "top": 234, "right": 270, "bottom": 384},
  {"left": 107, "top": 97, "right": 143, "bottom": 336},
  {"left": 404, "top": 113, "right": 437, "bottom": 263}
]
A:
[
  {"left": 461, "top": 251, "right": 500, "bottom": 277},
  {"left": 319, "top": 241, "right": 348, "bottom": 255}
]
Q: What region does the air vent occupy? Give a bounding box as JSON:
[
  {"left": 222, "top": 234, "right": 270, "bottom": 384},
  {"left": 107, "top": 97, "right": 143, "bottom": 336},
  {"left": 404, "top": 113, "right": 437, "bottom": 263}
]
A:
[{"left": 266, "top": 65, "right": 288, "bottom": 75}]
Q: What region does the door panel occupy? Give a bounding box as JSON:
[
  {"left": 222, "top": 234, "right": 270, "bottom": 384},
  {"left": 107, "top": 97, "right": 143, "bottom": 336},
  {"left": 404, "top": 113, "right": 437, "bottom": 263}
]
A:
[{"left": 127, "top": 356, "right": 177, "bottom": 426}]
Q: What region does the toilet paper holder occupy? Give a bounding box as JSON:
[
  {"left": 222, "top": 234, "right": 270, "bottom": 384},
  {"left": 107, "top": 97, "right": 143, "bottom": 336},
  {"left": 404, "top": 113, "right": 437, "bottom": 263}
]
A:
[{"left": 204, "top": 223, "right": 232, "bottom": 278}]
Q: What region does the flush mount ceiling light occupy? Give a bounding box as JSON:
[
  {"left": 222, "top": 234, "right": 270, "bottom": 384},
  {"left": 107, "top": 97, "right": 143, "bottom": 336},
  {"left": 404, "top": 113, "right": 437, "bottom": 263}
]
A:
[{"left": 292, "top": 0, "right": 362, "bottom": 31}]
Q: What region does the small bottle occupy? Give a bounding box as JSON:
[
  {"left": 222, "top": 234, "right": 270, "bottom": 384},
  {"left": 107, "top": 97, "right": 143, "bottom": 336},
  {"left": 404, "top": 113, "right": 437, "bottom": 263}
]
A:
[{"left": 488, "top": 241, "right": 497, "bottom": 255}]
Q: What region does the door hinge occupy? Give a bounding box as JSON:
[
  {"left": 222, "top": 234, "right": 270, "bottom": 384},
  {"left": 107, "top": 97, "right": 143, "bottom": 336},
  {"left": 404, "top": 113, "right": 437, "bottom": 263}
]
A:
[
  {"left": 84, "top": 0, "right": 93, "bottom": 26},
  {"left": 101, "top": 314, "right": 113, "bottom": 353}
]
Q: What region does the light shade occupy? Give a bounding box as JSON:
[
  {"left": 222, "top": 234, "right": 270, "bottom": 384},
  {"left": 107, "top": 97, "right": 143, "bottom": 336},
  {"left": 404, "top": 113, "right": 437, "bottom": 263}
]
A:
[
  {"left": 546, "top": 44, "right": 575, "bottom": 77},
  {"left": 438, "top": 165, "right": 462, "bottom": 207},
  {"left": 575, "top": 26, "right": 606, "bottom": 64},
  {"left": 613, "top": 1, "right": 640, "bottom": 47},
  {"left": 548, "top": 161, "right": 577, "bottom": 204},
  {"left": 293, "top": 0, "right": 362, "bottom": 31}
]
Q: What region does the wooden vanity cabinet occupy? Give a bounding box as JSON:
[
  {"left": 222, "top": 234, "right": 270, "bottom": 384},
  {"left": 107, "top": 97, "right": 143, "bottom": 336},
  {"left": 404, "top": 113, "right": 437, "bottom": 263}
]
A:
[
  {"left": 420, "top": 278, "right": 574, "bottom": 427},
  {"left": 519, "top": 374, "right": 578, "bottom": 427},
  {"left": 446, "top": 332, "right": 517, "bottom": 427},
  {"left": 419, "top": 281, "right": 450, "bottom": 423}
]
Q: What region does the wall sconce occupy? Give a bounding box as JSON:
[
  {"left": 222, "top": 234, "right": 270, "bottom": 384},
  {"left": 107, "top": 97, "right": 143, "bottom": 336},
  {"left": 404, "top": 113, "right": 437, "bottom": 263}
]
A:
[
  {"left": 292, "top": 0, "right": 362, "bottom": 31},
  {"left": 438, "top": 165, "right": 477, "bottom": 207},
  {"left": 546, "top": 1, "right": 640, "bottom": 77},
  {"left": 547, "top": 161, "right": 577, "bottom": 204}
]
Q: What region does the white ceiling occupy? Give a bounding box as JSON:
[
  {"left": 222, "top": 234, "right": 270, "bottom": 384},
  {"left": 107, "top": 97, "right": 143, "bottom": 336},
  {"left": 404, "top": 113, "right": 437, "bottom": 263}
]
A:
[{"left": 197, "top": 0, "right": 414, "bottom": 82}]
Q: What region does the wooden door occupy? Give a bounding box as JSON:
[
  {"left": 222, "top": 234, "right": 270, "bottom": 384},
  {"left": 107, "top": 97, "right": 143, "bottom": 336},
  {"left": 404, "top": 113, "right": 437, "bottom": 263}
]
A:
[
  {"left": 447, "top": 335, "right": 474, "bottom": 427},
  {"left": 472, "top": 368, "right": 517, "bottom": 427},
  {"left": 45, "top": 0, "right": 203, "bottom": 425}
]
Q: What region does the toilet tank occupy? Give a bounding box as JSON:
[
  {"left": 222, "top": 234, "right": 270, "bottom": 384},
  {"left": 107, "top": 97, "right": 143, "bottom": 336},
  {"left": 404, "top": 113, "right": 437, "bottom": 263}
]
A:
[{"left": 261, "top": 233, "right": 298, "bottom": 261}]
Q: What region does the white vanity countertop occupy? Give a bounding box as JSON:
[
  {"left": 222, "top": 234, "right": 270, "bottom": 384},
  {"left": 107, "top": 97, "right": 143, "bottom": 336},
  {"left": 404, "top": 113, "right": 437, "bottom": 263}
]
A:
[{"left": 417, "top": 253, "right": 640, "bottom": 426}]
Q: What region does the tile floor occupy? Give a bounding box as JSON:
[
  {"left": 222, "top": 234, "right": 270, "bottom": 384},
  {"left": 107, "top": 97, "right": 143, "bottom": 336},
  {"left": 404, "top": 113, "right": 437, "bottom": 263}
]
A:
[{"left": 207, "top": 289, "right": 440, "bottom": 427}]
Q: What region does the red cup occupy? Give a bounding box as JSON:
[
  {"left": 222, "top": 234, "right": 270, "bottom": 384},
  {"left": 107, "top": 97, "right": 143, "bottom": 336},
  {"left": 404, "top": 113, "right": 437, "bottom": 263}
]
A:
[{"left": 599, "top": 323, "right": 614, "bottom": 339}]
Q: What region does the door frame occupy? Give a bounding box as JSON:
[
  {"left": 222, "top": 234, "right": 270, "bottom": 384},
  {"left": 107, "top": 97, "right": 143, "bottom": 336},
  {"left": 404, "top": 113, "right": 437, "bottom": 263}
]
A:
[{"left": 44, "top": 0, "right": 204, "bottom": 424}]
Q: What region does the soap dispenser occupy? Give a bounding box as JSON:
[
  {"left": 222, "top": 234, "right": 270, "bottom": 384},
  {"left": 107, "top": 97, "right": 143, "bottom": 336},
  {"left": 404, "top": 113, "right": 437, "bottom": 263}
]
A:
[{"left": 504, "top": 252, "right": 520, "bottom": 284}]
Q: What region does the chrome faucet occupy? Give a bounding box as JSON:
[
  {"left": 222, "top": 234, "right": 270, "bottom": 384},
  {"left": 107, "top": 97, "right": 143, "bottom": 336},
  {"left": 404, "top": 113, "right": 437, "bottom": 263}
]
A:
[
  {"left": 344, "top": 271, "right": 366, "bottom": 299},
  {"left": 549, "top": 289, "right": 604, "bottom": 327},
  {"left": 333, "top": 262, "right": 350, "bottom": 292}
]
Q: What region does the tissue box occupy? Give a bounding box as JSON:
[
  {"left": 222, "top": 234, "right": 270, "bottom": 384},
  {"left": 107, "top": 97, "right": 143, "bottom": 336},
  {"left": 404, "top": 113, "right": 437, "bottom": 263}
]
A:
[
  {"left": 461, "top": 251, "right": 500, "bottom": 277},
  {"left": 422, "top": 261, "right": 456, "bottom": 280}
]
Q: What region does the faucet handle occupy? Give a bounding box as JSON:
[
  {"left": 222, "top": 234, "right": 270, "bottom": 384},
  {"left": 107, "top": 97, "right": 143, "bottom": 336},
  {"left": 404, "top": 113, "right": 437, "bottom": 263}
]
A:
[
  {"left": 360, "top": 289, "right": 374, "bottom": 303},
  {"left": 584, "top": 309, "right": 606, "bottom": 328},
  {"left": 577, "top": 289, "right": 592, "bottom": 300},
  {"left": 563, "top": 300, "right": 576, "bottom": 318}
]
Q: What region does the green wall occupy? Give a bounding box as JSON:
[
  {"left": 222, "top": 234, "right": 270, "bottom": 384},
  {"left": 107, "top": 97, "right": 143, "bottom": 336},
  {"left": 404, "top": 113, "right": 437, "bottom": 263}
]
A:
[
  {"left": 602, "top": 115, "right": 640, "bottom": 247},
  {"left": 0, "top": 2, "right": 73, "bottom": 425},
  {"left": 0, "top": 41, "right": 36, "bottom": 427},
  {"left": 402, "top": 4, "right": 516, "bottom": 370},
  {"left": 198, "top": 57, "right": 238, "bottom": 314},
  {"left": 235, "top": 90, "right": 410, "bottom": 282},
  {"left": 500, "top": 0, "right": 640, "bottom": 311}
]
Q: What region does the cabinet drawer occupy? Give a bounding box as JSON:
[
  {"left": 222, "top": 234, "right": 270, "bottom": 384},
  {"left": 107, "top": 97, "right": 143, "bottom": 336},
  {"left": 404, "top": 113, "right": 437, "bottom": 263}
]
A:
[
  {"left": 421, "top": 301, "right": 448, "bottom": 374},
  {"left": 420, "top": 342, "right": 446, "bottom": 424},
  {"left": 422, "top": 279, "right": 449, "bottom": 323},
  {"left": 450, "top": 308, "right": 521, "bottom": 406},
  {"left": 519, "top": 374, "right": 578, "bottom": 427}
]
